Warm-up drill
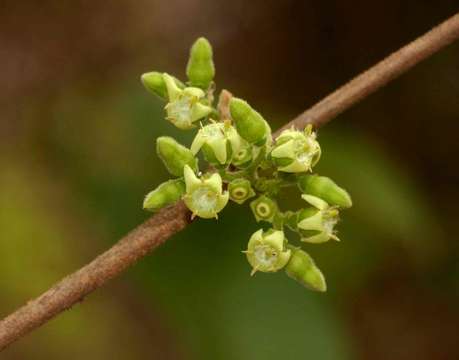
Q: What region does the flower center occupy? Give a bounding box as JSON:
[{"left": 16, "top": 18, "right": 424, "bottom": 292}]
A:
[
  {"left": 256, "top": 202, "right": 271, "bottom": 218},
  {"left": 232, "top": 187, "right": 247, "bottom": 199},
  {"left": 203, "top": 124, "right": 225, "bottom": 140},
  {"left": 254, "top": 245, "right": 278, "bottom": 269},
  {"left": 294, "top": 139, "right": 313, "bottom": 164},
  {"left": 168, "top": 96, "right": 192, "bottom": 126},
  {"left": 323, "top": 210, "right": 338, "bottom": 234},
  {"left": 235, "top": 148, "right": 248, "bottom": 160},
  {"left": 191, "top": 187, "right": 217, "bottom": 213}
]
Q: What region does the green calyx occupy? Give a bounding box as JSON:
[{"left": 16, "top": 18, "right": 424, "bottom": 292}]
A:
[
  {"left": 228, "top": 178, "right": 255, "bottom": 204},
  {"left": 141, "top": 36, "right": 352, "bottom": 292},
  {"left": 250, "top": 195, "right": 278, "bottom": 223},
  {"left": 186, "top": 37, "right": 215, "bottom": 89},
  {"left": 156, "top": 136, "right": 198, "bottom": 177}
]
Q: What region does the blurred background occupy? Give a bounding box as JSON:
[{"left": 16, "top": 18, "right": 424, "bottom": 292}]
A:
[{"left": 1, "top": 1, "right": 459, "bottom": 359}]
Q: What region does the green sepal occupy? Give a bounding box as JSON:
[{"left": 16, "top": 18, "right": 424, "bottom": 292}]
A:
[
  {"left": 156, "top": 136, "right": 198, "bottom": 177},
  {"left": 283, "top": 210, "right": 299, "bottom": 231},
  {"left": 297, "top": 174, "right": 352, "bottom": 208},
  {"left": 228, "top": 178, "right": 256, "bottom": 204},
  {"left": 285, "top": 247, "right": 327, "bottom": 292},
  {"left": 186, "top": 37, "right": 215, "bottom": 89},
  {"left": 143, "top": 179, "right": 185, "bottom": 212}
]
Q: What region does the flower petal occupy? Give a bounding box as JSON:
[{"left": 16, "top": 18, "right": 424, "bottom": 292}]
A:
[
  {"left": 183, "top": 165, "right": 201, "bottom": 192},
  {"left": 301, "top": 194, "right": 328, "bottom": 210}
]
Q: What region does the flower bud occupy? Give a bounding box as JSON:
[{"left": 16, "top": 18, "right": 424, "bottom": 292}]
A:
[
  {"left": 163, "top": 73, "right": 213, "bottom": 129},
  {"left": 143, "top": 179, "right": 185, "bottom": 212},
  {"left": 250, "top": 195, "right": 278, "bottom": 223},
  {"left": 156, "top": 136, "right": 198, "bottom": 177},
  {"left": 297, "top": 194, "right": 340, "bottom": 243},
  {"left": 183, "top": 165, "right": 229, "bottom": 219},
  {"left": 244, "top": 229, "right": 291, "bottom": 275},
  {"left": 271, "top": 125, "right": 321, "bottom": 173},
  {"left": 298, "top": 174, "right": 352, "bottom": 208},
  {"left": 285, "top": 248, "right": 326, "bottom": 292},
  {"left": 228, "top": 178, "right": 256, "bottom": 204},
  {"left": 229, "top": 98, "right": 271, "bottom": 145},
  {"left": 141, "top": 72, "right": 184, "bottom": 99},
  {"left": 190, "top": 121, "right": 241, "bottom": 165},
  {"left": 186, "top": 37, "right": 215, "bottom": 89}
]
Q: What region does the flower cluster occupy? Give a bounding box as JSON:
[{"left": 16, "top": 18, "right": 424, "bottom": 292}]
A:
[{"left": 142, "top": 37, "right": 352, "bottom": 291}]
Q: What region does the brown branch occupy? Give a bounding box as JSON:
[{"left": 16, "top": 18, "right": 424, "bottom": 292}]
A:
[
  {"left": 1, "top": 12, "right": 459, "bottom": 351},
  {"left": 277, "top": 12, "right": 459, "bottom": 133}
]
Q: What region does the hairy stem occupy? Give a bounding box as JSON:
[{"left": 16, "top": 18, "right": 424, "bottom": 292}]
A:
[{"left": 1, "top": 12, "right": 459, "bottom": 351}]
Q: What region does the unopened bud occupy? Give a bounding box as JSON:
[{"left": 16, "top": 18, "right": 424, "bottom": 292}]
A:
[
  {"left": 285, "top": 247, "right": 326, "bottom": 292},
  {"left": 186, "top": 37, "right": 215, "bottom": 89},
  {"left": 229, "top": 98, "right": 271, "bottom": 145},
  {"left": 143, "top": 179, "right": 185, "bottom": 212},
  {"left": 297, "top": 174, "right": 352, "bottom": 208},
  {"left": 141, "top": 72, "right": 184, "bottom": 99},
  {"left": 157, "top": 136, "right": 198, "bottom": 177}
]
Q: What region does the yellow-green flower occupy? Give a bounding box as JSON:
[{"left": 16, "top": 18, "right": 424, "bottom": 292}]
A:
[
  {"left": 297, "top": 194, "right": 340, "bottom": 243},
  {"left": 244, "top": 229, "right": 291, "bottom": 275},
  {"left": 271, "top": 125, "right": 321, "bottom": 173},
  {"left": 163, "top": 73, "right": 213, "bottom": 129},
  {"left": 190, "top": 121, "right": 241, "bottom": 165},
  {"left": 182, "top": 165, "right": 229, "bottom": 219}
]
